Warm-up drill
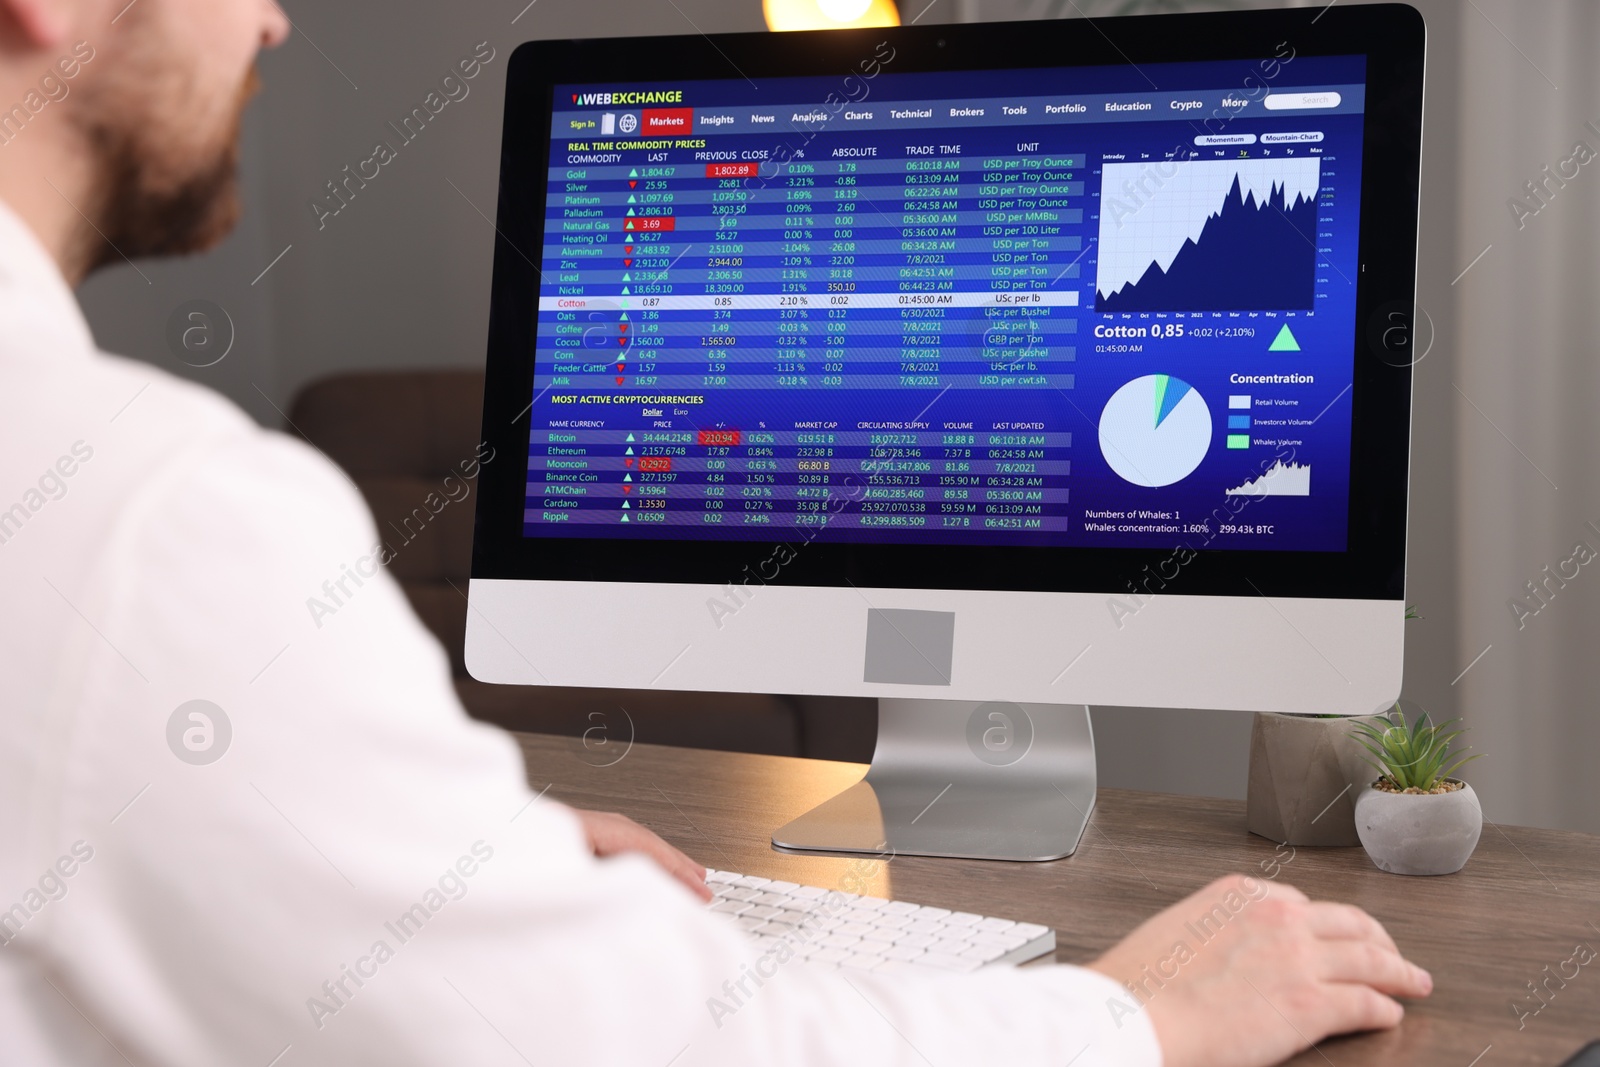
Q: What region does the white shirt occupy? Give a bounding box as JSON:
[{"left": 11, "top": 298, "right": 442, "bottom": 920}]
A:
[{"left": 0, "top": 200, "right": 1162, "bottom": 1067}]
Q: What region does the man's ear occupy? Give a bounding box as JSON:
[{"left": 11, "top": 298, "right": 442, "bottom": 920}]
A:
[{"left": 0, "top": 0, "right": 74, "bottom": 50}]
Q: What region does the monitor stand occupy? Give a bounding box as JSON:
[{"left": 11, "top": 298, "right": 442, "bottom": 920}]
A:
[{"left": 772, "top": 699, "right": 1096, "bottom": 862}]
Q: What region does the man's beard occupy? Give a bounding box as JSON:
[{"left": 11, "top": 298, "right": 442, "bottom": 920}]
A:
[{"left": 77, "top": 68, "right": 258, "bottom": 274}]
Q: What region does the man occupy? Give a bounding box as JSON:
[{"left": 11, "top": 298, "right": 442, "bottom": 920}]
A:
[{"left": 0, "top": 1, "right": 1432, "bottom": 1064}]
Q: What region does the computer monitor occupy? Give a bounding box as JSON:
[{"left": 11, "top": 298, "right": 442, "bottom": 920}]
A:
[{"left": 468, "top": 5, "right": 1426, "bottom": 860}]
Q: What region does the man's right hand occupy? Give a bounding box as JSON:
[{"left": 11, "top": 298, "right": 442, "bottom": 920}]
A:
[{"left": 1087, "top": 874, "right": 1432, "bottom": 1067}]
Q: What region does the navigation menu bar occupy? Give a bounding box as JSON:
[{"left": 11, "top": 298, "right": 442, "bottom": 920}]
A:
[{"left": 555, "top": 84, "right": 1365, "bottom": 137}]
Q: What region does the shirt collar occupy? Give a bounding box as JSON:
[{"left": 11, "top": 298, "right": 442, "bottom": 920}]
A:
[{"left": 0, "top": 195, "right": 97, "bottom": 358}]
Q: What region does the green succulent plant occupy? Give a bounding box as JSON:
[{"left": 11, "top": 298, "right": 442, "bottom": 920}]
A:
[{"left": 1350, "top": 706, "right": 1481, "bottom": 792}]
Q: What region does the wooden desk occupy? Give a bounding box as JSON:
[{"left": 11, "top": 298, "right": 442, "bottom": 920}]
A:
[{"left": 515, "top": 732, "right": 1600, "bottom": 1067}]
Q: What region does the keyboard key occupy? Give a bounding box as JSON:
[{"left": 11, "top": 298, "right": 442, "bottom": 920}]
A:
[
  {"left": 976, "top": 917, "right": 1016, "bottom": 933},
  {"left": 894, "top": 932, "right": 939, "bottom": 949},
  {"left": 928, "top": 937, "right": 977, "bottom": 956},
  {"left": 707, "top": 870, "right": 739, "bottom": 884},
  {"left": 861, "top": 926, "right": 898, "bottom": 945},
  {"left": 906, "top": 918, "right": 946, "bottom": 936},
  {"left": 852, "top": 896, "right": 888, "bottom": 911},
  {"left": 737, "top": 917, "right": 770, "bottom": 935},
  {"left": 753, "top": 892, "right": 790, "bottom": 907},
  {"left": 735, "top": 875, "right": 771, "bottom": 889},
  {"left": 766, "top": 881, "right": 799, "bottom": 893},
  {"left": 870, "top": 912, "right": 912, "bottom": 930},
  {"left": 915, "top": 906, "right": 951, "bottom": 920},
  {"left": 810, "top": 947, "right": 851, "bottom": 965},
  {"left": 1013, "top": 922, "right": 1051, "bottom": 940},
  {"left": 721, "top": 887, "right": 760, "bottom": 902},
  {"left": 972, "top": 930, "right": 1030, "bottom": 951},
  {"left": 710, "top": 900, "right": 751, "bottom": 916},
  {"left": 790, "top": 885, "right": 828, "bottom": 900},
  {"left": 746, "top": 905, "right": 783, "bottom": 921},
  {"left": 820, "top": 933, "right": 862, "bottom": 951},
  {"left": 944, "top": 912, "right": 982, "bottom": 927},
  {"left": 837, "top": 922, "right": 876, "bottom": 938},
  {"left": 882, "top": 900, "right": 920, "bottom": 916},
  {"left": 960, "top": 942, "right": 1008, "bottom": 964}
]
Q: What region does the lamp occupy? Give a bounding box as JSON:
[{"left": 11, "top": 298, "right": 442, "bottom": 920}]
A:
[{"left": 763, "top": 0, "right": 900, "bottom": 31}]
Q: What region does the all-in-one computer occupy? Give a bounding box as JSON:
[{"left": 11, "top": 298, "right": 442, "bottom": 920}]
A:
[{"left": 467, "top": 5, "right": 1426, "bottom": 874}]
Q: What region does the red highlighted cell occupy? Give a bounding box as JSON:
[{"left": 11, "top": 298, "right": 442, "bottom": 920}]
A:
[
  {"left": 705, "top": 162, "right": 760, "bottom": 178},
  {"left": 624, "top": 216, "right": 675, "bottom": 232},
  {"left": 698, "top": 429, "right": 741, "bottom": 446},
  {"left": 638, "top": 457, "right": 672, "bottom": 472},
  {"left": 641, "top": 108, "right": 693, "bottom": 134}
]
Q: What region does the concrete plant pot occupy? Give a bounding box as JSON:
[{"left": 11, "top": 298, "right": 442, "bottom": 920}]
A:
[
  {"left": 1247, "top": 713, "right": 1371, "bottom": 846},
  {"left": 1354, "top": 780, "right": 1483, "bottom": 875}
]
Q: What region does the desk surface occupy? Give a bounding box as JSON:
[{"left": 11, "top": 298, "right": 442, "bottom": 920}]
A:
[{"left": 515, "top": 731, "right": 1600, "bottom": 1067}]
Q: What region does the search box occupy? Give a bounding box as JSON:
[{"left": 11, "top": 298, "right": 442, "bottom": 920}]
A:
[{"left": 1264, "top": 91, "right": 1342, "bottom": 111}]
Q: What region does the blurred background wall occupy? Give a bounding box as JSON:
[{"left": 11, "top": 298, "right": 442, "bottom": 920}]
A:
[{"left": 74, "top": 0, "right": 1599, "bottom": 832}]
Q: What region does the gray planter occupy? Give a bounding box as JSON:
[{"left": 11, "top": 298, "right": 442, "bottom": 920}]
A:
[
  {"left": 1247, "top": 713, "right": 1371, "bottom": 846},
  {"left": 1354, "top": 780, "right": 1482, "bottom": 875}
]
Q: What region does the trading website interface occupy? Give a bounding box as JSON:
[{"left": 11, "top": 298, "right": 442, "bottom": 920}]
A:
[{"left": 524, "top": 53, "right": 1366, "bottom": 551}]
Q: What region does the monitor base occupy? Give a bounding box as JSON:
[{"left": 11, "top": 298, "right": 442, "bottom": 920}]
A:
[{"left": 771, "top": 699, "right": 1096, "bottom": 862}]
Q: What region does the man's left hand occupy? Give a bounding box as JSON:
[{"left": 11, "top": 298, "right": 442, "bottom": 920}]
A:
[{"left": 570, "top": 808, "right": 712, "bottom": 902}]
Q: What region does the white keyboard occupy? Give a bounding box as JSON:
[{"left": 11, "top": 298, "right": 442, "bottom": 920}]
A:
[{"left": 706, "top": 869, "right": 1055, "bottom": 974}]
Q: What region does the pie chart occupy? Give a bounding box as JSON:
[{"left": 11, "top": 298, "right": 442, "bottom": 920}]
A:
[{"left": 1098, "top": 374, "right": 1213, "bottom": 487}]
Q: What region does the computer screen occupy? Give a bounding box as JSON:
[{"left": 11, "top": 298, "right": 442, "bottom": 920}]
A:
[
  {"left": 524, "top": 55, "right": 1365, "bottom": 554},
  {"left": 471, "top": 9, "right": 1422, "bottom": 717}
]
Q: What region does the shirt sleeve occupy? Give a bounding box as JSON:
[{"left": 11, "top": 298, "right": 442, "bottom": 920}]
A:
[{"left": 39, "top": 428, "right": 1162, "bottom": 1067}]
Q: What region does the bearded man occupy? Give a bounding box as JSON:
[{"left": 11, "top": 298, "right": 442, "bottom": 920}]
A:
[{"left": 0, "top": 3, "right": 1430, "bottom": 1065}]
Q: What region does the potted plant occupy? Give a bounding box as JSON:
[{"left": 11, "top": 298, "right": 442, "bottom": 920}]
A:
[{"left": 1349, "top": 707, "right": 1483, "bottom": 875}]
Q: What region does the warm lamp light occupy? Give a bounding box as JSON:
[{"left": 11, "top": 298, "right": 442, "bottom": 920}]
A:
[
  {"left": 763, "top": 0, "right": 900, "bottom": 31},
  {"left": 818, "top": 0, "right": 872, "bottom": 19}
]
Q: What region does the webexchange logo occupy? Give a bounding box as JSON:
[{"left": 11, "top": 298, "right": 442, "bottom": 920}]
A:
[{"left": 570, "top": 90, "right": 684, "bottom": 106}]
